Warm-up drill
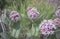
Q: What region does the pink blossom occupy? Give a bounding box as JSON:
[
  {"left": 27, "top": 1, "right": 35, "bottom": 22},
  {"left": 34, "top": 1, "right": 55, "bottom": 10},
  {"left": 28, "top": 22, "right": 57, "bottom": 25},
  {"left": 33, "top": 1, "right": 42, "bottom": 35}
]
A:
[
  {"left": 9, "top": 11, "right": 20, "bottom": 22},
  {"left": 53, "top": 18, "right": 60, "bottom": 27},
  {"left": 39, "top": 20, "right": 56, "bottom": 35},
  {"left": 27, "top": 6, "right": 39, "bottom": 20},
  {"left": 55, "top": 9, "right": 60, "bottom": 16}
]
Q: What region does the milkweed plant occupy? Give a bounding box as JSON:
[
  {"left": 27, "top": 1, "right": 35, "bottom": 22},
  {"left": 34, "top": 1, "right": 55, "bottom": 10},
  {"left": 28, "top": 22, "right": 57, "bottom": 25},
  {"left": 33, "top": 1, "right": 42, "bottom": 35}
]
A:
[{"left": 0, "top": 0, "right": 60, "bottom": 39}]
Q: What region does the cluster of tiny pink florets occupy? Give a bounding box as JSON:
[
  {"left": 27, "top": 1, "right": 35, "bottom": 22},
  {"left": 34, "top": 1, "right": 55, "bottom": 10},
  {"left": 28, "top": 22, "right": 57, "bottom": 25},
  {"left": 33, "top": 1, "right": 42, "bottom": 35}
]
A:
[
  {"left": 55, "top": 9, "right": 60, "bottom": 16},
  {"left": 27, "top": 6, "right": 39, "bottom": 20},
  {"left": 54, "top": 9, "right": 60, "bottom": 27},
  {"left": 39, "top": 20, "right": 56, "bottom": 35},
  {"left": 9, "top": 11, "right": 20, "bottom": 22},
  {"left": 53, "top": 18, "right": 60, "bottom": 27}
]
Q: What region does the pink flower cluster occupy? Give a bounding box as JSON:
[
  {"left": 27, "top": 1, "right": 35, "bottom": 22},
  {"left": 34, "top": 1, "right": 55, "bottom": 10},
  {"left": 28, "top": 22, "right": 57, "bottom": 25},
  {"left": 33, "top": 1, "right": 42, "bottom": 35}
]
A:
[
  {"left": 55, "top": 9, "right": 60, "bottom": 16},
  {"left": 27, "top": 6, "right": 39, "bottom": 20},
  {"left": 53, "top": 18, "right": 60, "bottom": 27},
  {"left": 9, "top": 11, "right": 20, "bottom": 22},
  {"left": 39, "top": 20, "right": 56, "bottom": 35}
]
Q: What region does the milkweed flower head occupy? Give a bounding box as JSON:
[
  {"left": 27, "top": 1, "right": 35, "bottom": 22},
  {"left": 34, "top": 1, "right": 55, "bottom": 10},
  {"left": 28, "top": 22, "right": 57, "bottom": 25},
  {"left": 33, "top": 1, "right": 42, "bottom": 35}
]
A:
[
  {"left": 55, "top": 9, "right": 60, "bottom": 16},
  {"left": 53, "top": 18, "right": 60, "bottom": 27},
  {"left": 9, "top": 11, "right": 20, "bottom": 22},
  {"left": 39, "top": 20, "right": 56, "bottom": 35},
  {"left": 27, "top": 6, "right": 39, "bottom": 20}
]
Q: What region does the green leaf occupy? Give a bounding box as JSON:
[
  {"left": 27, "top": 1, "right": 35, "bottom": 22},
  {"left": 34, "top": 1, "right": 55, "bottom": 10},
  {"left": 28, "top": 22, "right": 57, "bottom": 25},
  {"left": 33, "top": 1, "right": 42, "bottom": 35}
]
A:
[
  {"left": 11, "top": 28, "right": 20, "bottom": 38},
  {"left": 34, "top": 27, "right": 39, "bottom": 36},
  {"left": 12, "top": 21, "right": 20, "bottom": 30}
]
